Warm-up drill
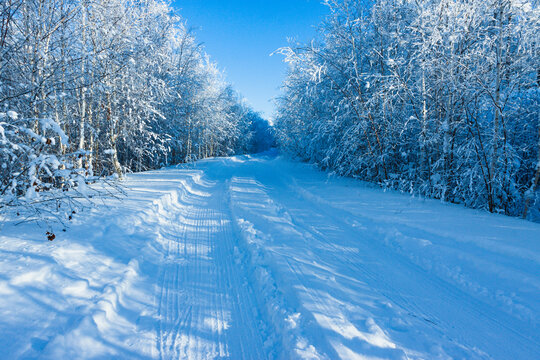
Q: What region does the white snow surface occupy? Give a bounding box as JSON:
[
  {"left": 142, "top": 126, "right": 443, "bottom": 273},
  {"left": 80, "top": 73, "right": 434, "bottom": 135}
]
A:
[{"left": 0, "top": 153, "right": 538, "bottom": 359}]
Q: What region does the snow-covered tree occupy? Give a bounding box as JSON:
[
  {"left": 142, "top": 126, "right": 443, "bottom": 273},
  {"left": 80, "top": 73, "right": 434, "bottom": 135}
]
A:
[
  {"left": 0, "top": 0, "right": 268, "bottom": 225},
  {"left": 276, "top": 0, "right": 539, "bottom": 219}
]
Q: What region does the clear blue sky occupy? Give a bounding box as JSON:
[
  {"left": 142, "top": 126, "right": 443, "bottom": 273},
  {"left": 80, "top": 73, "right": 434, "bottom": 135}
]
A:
[{"left": 171, "top": 0, "right": 329, "bottom": 119}]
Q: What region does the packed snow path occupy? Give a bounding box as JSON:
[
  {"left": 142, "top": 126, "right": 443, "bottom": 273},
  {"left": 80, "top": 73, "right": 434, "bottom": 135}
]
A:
[
  {"left": 0, "top": 154, "right": 539, "bottom": 359},
  {"left": 155, "top": 179, "right": 268, "bottom": 359}
]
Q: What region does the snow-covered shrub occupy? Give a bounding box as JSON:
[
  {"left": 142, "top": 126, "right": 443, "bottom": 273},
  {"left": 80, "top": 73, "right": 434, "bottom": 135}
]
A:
[{"left": 0, "top": 112, "right": 105, "bottom": 225}]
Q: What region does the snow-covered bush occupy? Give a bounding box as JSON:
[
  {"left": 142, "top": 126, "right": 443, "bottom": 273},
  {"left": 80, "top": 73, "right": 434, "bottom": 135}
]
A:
[
  {"left": 0, "top": 111, "right": 110, "bottom": 226},
  {"left": 1, "top": 112, "right": 68, "bottom": 201}
]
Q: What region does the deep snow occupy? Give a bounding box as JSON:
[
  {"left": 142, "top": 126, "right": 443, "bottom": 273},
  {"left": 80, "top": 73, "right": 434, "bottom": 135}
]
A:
[{"left": 0, "top": 153, "right": 538, "bottom": 359}]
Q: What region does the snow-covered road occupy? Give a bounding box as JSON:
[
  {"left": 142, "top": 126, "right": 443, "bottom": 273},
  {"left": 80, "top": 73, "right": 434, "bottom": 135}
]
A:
[{"left": 0, "top": 154, "right": 539, "bottom": 359}]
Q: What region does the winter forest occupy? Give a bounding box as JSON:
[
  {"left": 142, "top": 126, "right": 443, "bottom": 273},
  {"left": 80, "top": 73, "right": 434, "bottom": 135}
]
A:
[
  {"left": 0, "top": 0, "right": 271, "bottom": 214},
  {"left": 0, "top": 1, "right": 539, "bottom": 359},
  {"left": 1, "top": 0, "right": 539, "bottom": 220}
]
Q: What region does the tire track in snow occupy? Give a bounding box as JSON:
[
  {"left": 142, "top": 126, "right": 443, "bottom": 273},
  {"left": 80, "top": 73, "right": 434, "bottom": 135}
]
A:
[
  {"left": 264, "top": 172, "right": 539, "bottom": 358},
  {"left": 227, "top": 177, "right": 332, "bottom": 360},
  {"left": 280, "top": 177, "right": 540, "bottom": 350},
  {"left": 154, "top": 177, "right": 269, "bottom": 360},
  {"left": 288, "top": 177, "right": 540, "bottom": 312},
  {"left": 226, "top": 162, "right": 539, "bottom": 359},
  {"left": 228, "top": 176, "right": 405, "bottom": 358}
]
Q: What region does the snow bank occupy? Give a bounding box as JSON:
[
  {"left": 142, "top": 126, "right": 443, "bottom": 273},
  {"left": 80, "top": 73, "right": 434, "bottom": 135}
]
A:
[{"left": 0, "top": 168, "right": 205, "bottom": 358}]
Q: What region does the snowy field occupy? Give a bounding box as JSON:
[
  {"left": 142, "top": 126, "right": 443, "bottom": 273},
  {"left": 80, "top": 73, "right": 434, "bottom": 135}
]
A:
[{"left": 0, "top": 153, "right": 538, "bottom": 359}]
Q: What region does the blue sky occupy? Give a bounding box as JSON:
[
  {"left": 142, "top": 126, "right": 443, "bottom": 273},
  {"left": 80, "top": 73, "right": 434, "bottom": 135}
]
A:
[{"left": 171, "top": 0, "right": 329, "bottom": 119}]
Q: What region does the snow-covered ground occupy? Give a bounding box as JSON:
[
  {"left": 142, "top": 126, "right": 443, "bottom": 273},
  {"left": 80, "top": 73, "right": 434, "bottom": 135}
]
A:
[{"left": 0, "top": 153, "right": 538, "bottom": 359}]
